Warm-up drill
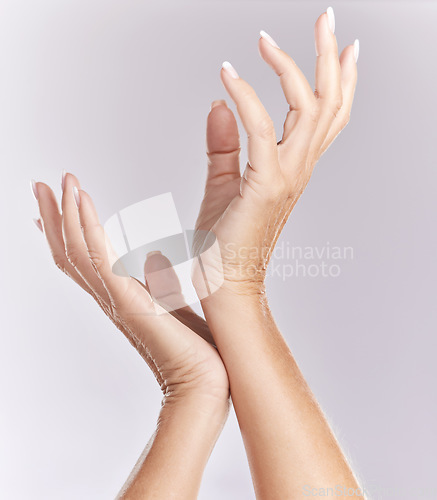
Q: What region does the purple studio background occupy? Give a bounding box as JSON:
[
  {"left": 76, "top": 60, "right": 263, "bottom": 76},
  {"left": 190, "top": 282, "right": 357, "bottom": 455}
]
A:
[{"left": 1, "top": 1, "right": 436, "bottom": 498}]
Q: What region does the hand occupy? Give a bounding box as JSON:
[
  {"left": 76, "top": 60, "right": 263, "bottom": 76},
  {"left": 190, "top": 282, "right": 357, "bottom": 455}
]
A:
[
  {"left": 194, "top": 11, "right": 358, "bottom": 296},
  {"left": 32, "top": 172, "right": 229, "bottom": 405}
]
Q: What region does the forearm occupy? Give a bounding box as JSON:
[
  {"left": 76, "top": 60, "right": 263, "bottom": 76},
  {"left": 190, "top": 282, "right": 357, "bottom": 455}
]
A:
[
  {"left": 117, "top": 392, "right": 229, "bottom": 500},
  {"left": 202, "top": 290, "right": 362, "bottom": 499}
]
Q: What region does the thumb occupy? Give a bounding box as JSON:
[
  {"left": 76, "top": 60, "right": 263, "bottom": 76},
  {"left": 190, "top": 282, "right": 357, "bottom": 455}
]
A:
[
  {"left": 206, "top": 100, "right": 241, "bottom": 185},
  {"left": 144, "top": 251, "right": 185, "bottom": 311},
  {"left": 144, "top": 251, "right": 215, "bottom": 345}
]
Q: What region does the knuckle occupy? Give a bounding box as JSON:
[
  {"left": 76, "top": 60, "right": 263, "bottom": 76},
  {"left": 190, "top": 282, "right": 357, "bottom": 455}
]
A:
[
  {"left": 80, "top": 220, "right": 97, "bottom": 234},
  {"left": 256, "top": 117, "right": 275, "bottom": 139},
  {"left": 65, "top": 247, "right": 81, "bottom": 269},
  {"left": 330, "top": 96, "right": 343, "bottom": 119},
  {"left": 87, "top": 248, "right": 105, "bottom": 273},
  {"left": 52, "top": 253, "right": 68, "bottom": 273},
  {"left": 241, "top": 87, "right": 256, "bottom": 100}
]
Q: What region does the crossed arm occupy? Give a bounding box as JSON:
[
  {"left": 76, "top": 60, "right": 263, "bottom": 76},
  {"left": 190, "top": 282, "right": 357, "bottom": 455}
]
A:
[{"left": 32, "top": 8, "right": 363, "bottom": 499}]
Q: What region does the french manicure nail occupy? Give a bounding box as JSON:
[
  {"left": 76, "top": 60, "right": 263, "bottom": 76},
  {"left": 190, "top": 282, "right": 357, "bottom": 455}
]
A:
[
  {"left": 211, "top": 99, "right": 227, "bottom": 111},
  {"left": 259, "top": 30, "right": 280, "bottom": 49},
  {"left": 33, "top": 218, "right": 43, "bottom": 232},
  {"left": 327, "top": 6, "right": 335, "bottom": 34},
  {"left": 73, "top": 186, "right": 80, "bottom": 208},
  {"left": 30, "top": 179, "right": 38, "bottom": 201},
  {"left": 353, "top": 39, "right": 360, "bottom": 62},
  {"left": 61, "top": 170, "right": 67, "bottom": 191},
  {"left": 222, "top": 61, "right": 239, "bottom": 79}
]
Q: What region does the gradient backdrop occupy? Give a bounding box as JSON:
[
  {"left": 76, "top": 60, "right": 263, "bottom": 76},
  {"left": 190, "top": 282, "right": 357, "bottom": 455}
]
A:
[{"left": 1, "top": 1, "right": 436, "bottom": 498}]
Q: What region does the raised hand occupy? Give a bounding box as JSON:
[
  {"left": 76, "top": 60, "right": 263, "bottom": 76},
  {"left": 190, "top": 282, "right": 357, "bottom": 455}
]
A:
[{"left": 195, "top": 8, "right": 358, "bottom": 296}]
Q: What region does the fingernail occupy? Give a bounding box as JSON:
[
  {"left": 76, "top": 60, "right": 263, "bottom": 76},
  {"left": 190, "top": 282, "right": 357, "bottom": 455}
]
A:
[
  {"left": 327, "top": 6, "right": 335, "bottom": 34},
  {"left": 30, "top": 179, "right": 38, "bottom": 201},
  {"left": 353, "top": 39, "right": 360, "bottom": 62},
  {"left": 210, "top": 99, "right": 227, "bottom": 111},
  {"left": 33, "top": 218, "right": 43, "bottom": 232},
  {"left": 147, "top": 251, "right": 162, "bottom": 258},
  {"left": 61, "top": 169, "right": 67, "bottom": 191},
  {"left": 259, "top": 30, "right": 280, "bottom": 49},
  {"left": 73, "top": 186, "right": 80, "bottom": 208},
  {"left": 222, "top": 61, "right": 239, "bottom": 79}
]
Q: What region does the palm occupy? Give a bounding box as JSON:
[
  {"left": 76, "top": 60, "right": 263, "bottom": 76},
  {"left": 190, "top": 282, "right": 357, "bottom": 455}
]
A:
[{"left": 194, "top": 103, "right": 286, "bottom": 280}]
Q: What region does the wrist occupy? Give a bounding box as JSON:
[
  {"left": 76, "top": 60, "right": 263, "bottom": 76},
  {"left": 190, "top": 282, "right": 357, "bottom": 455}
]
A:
[
  {"left": 201, "top": 281, "right": 270, "bottom": 313},
  {"left": 199, "top": 285, "right": 281, "bottom": 360},
  {"left": 157, "top": 350, "right": 230, "bottom": 411},
  {"left": 160, "top": 388, "right": 230, "bottom": 426}
]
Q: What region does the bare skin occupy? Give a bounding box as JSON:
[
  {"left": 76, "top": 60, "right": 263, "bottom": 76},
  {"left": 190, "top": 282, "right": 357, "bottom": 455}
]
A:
[
  {"left": 32, "top": 7, "right": 362, "bottom": 499},
  {"left": 32, "top": 172, "right": 230, "bottom": 499},
  {"left": 193, "top": 9, "right": 362, "bottom": 500}
]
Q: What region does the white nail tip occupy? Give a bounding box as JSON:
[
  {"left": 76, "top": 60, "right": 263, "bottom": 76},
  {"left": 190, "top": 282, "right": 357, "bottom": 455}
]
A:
[
  {"left": 222, "top": 61, "right": 239, "bottom": 79},
  {"left": 259, "top": 30, "right": 280, "bottom": 49},
  {"left": 61, "top": 169, "right": 67, "bottom": 191},
  {"left": 353, "top": 39, "right": 360, "bottom": 62},
  {"left": 327, "top": 6, "right": 335, "bottom": 34}
]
